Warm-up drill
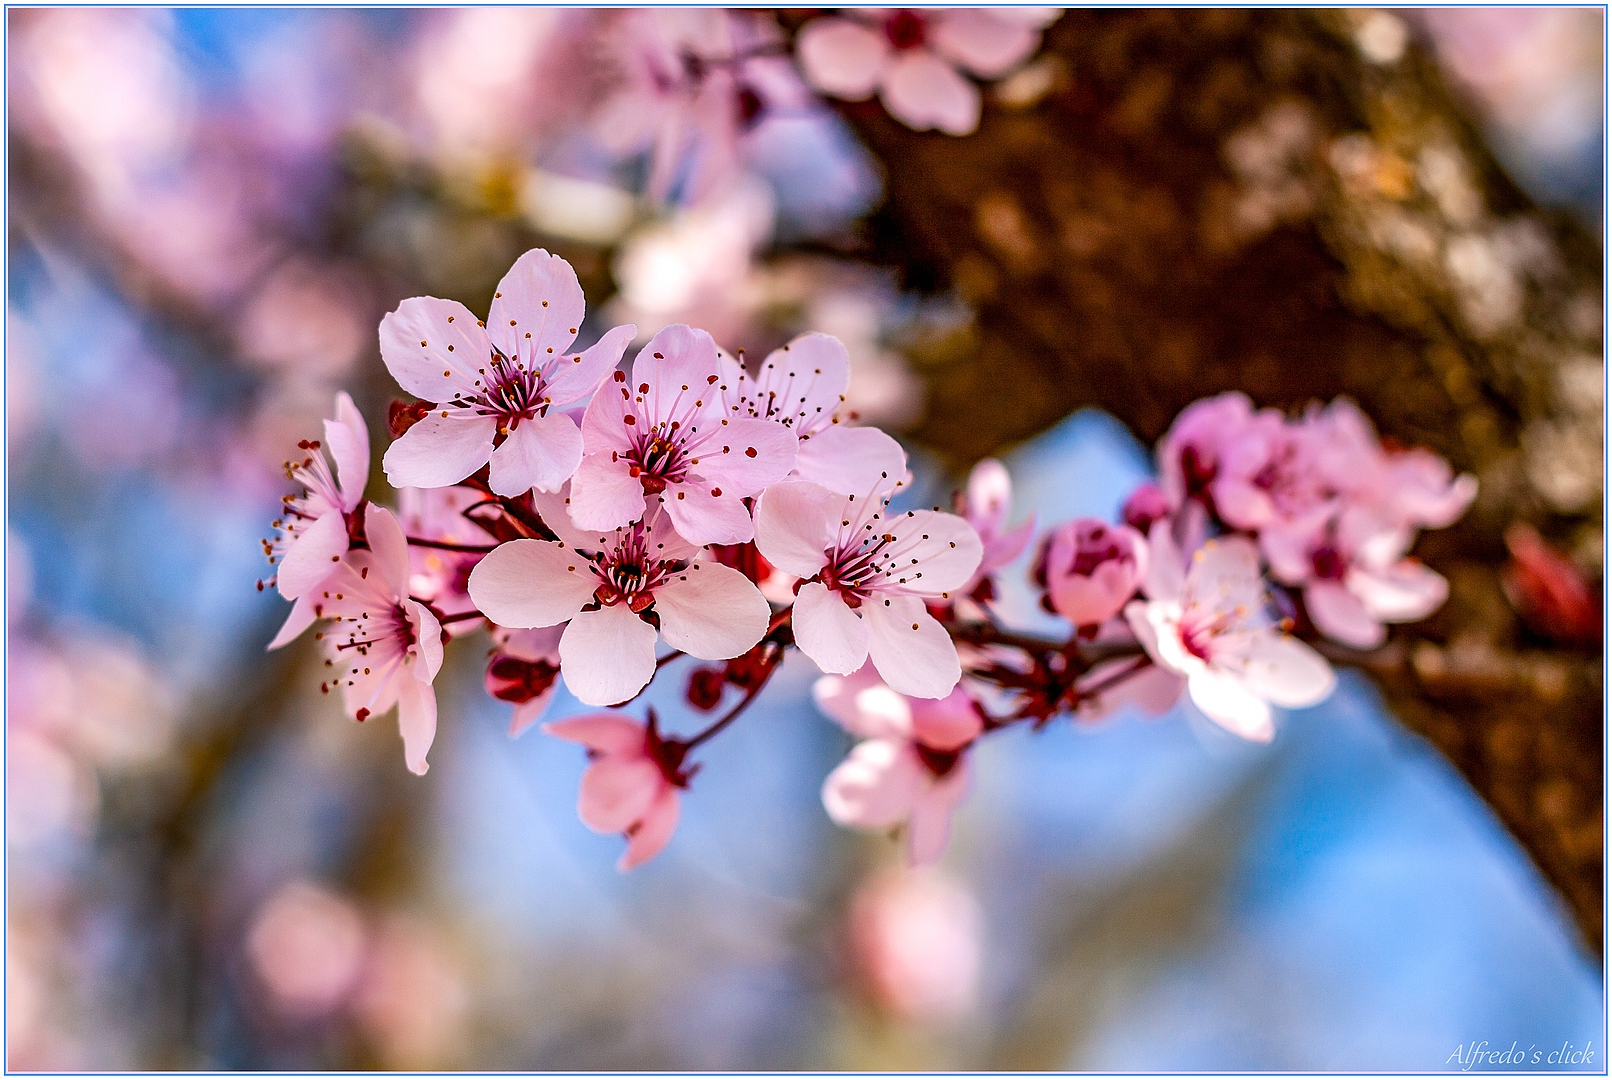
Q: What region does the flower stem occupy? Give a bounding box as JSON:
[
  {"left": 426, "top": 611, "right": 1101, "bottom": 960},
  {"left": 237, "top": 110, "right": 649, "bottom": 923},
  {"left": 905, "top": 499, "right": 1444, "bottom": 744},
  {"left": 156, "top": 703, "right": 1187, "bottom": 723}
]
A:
[
  {"left": 406, "top": 536, "right": 497, "bottom": 554},
  {"left": 682, "top": 646, "right": 782, "bottom": 752}
]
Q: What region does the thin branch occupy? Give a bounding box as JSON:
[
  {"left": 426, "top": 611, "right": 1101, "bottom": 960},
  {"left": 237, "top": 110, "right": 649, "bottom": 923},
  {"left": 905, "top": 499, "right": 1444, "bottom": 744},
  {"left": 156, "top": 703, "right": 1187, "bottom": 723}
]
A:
[
  {"left": 406, "top": 537, "right": 497, "bottom": 554},
  {"left": 682, "top": 647, "right": 783, "bottom": 752}
]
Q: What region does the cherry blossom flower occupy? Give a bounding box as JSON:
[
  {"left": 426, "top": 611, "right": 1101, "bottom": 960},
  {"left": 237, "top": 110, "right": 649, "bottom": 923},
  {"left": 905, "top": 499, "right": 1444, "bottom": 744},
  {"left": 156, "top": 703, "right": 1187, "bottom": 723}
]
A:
[
  {"left": 544, "top": 712, "right": 685, "bottom": 870},
  {"left": 1124, "top": 528, "right": 1334, "bottom": 742},
  {"left": 1262, "top": 515, "right": 1450, "bottom": 650},
  {"left": 246, "top": 880, "right": 367, "bottom": 1019},
  {"left": 754, "top": 479, "right": 983, "bottom": 697},
  {"left": 1034, "top": 519, "right": 1149, "bottom": 627},
  {"left": 467, "top": 487, "right": 771, "bottom": 706},
  {"left": 484, "top": 625, "right": 564, "bottom": 736},
  {"left": 396, "top": 484, "right": 494, "bottom": 636},
  {"left": 379, "top": 248, "right": 635, "bottom": 498},
  {"left": 315, "top": 504, "right": 445, "bottom": 775},
  {"left": 572, "top": 323, "right": 796, "bottom": 544},
  {"left": 849, "top": 868, "right": 982, "bottom": 1022},
  {"left": 796, "top": 9, "right": 1060, "bottom": 136},
  {"left": 955, "top": 458, "right": 1035, "bottom": 600},
  {"left": 1156, "top": 390, "right": 1261, "bottom": 513},
  {"left": 815, "top": 663, "right": 983, "bottom": 866},
  {"left": 718, "top": 331, "right": 907, "bottom": 495},
  {"left": 264, "top": 391, "right": 369, "bottom": 650}
]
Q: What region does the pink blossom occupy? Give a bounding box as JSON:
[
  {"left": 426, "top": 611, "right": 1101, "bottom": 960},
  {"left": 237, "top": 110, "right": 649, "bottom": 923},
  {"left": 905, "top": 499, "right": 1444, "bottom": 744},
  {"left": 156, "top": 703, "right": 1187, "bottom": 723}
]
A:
[
  {"left": 573, "top": 323, "right": 797, "bottom": 544},
  {"left": 796, "top": 9, "right": 1060, "bottom": 136},
  {"left": 396, "top": 485, "right": 494, "bottom": 636},
  {"left": 1034, "top": 519, "right": 1147, "bottom": 627},
  {"left": 815, "top": 663, "right": 983, "bottom": 866},
  {"left": 544, "top": 713, "right": 683, "bottom": 870},
  {"left": 316, "top": 504, "right": 445, "bottom": 775},
  {"left": 1262, "top": 516, "right": 1450, "bottom": 650},
  {"left": 1124, "top": 528, "right": 1334, "bottom": 742},
  {"left": 265, "top": 391, "right": 369, "bottom": 649},
  {"left": 1121, "top": 481, "right": 1171, "bottom": 535},
  {"left": 1210, "top": 408, "right": 1335, "bottom": 533},
  {"left": 379, "top": 248, "right": 635, "bottom": 498},
  {"left": 467, "top": 487, "right": 771, "bottom": 707},
  {"left": 718, "top": 332, "right": 907, "bottom": 495},
  {"left": 245, "top": 880, "right": 367, "bottom": 1019},
  {"left": 955, "top": 458, "right": 1035, "bottom": 599},
  {"left": 848, "top": 868, "right": 982, "bottom": 1023},
  {"left": 754, "top": 479, "right": 983, "bottom": 698},
  {"left": 1155, "top": 390, "right": 1261, "bottom": 512},
  {"left": 484, "top": 625, "right": 564, "bottom": 736}
]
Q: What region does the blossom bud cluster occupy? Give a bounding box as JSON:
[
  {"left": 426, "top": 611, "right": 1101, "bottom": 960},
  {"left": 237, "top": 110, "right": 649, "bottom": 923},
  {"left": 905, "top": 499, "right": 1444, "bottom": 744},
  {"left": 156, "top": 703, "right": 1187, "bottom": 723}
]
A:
[{"left": 259, "top": 249, "right": 1475, "bottom": 871}]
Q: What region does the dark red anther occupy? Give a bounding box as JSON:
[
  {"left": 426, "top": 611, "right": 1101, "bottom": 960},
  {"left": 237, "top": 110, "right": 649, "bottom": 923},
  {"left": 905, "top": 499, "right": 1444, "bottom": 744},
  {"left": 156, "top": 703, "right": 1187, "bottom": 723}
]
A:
[
  {"left": 355, "top": 708, "right": 370, "bottom": 723},
  {"left": 628, "top": 592, "right": 655, "bottom": 614}
]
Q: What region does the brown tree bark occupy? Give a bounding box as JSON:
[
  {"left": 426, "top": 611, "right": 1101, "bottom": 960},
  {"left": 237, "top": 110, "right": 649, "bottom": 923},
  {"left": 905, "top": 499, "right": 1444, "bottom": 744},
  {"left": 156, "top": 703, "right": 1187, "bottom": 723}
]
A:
[{"left": 828, "top": 9, "right": 1604, "bottom": 950}]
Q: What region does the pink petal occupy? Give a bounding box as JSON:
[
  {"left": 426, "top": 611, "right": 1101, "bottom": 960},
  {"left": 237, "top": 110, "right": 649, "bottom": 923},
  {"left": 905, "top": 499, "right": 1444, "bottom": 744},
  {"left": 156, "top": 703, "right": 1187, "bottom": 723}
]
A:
[
  {"left": 1212, "top": 478, "right": 1275, "bottom": 530},
  {"left": 466, "top": 539, "right": 597, "bottom": 629},
  {"left": 929, "top": 9, "right": 1042, "bottom": 78},
  {"left": 1181, "top": 537, "right": 1264, "bottom": 616},
  {"left": 753, "top": 481, "right": 839, "bottom": 578},
  {"left": 631, "top": 323, "right": 725, "bottom": 416},
  {"left": 1306, "top": 580, "right": 1385, "bottom": 649},
  {"left": 544, "top": 713, "right": 649, "bottom": 755},
  {"left": 1123, "top": 600, "right": 1171, "bottom": 671},
  {"left": 796, "top": 17, "right": 887, "bottom": 100},
  {"left": 745, "top": 332, "right": 851, "bottom": 434},
  {"left": 812, "top": 663, "right": 913, "bottom": 740},
  {"left": 267, "top": 594, "right": 319, "bottom": 651},
  {"left": 580, "top": 369, "right": 637, "bottom": 456},
  {"left": 881, "top": 510, "right": 984, "bottom": 597},
  {"left": 508, "top": 690, "right": 558, "bottom": 738},
  {"left": 821, "top": 738, "right": 925, "bottom": 830},
  {"left": 527, "top": 486, "right": 604, "bottom": 552},
  {"left": 1142, "top": 522, "right": 1186, "bottom": 602},
  {"left": 324, "top": 392, "right": 370, "bottom": 512},
  {"left": 364, "top": 504, "right": 412, "bottom": 601},
  {"left": 395, "top": 671, "right": 437, "bottom": 777},
  {"left": 381, "top": 412, "right": 497, "bottom": 490},
  {"left": 905, "top": 762, "right": 971, "bottom": 867},
  {"left": 793, "top": 425, "right": 908, "bottom": 496},
  {"left": 577, "top": 756, "right": 664, "bottom": 834},
  {"left": 275, "top": 510, "right": 349, "bottom": 600},
  {"left": 689, "top": 417, "right": 798, "bottom": 493},
  {"left": 880, "top": 50, "right": 980, "bottom": 136},
  {"left": 1259, "top": 523, "right": 1316, "bottom": 585},
  {"left": 619, "top": 785, "right": 681, "bottom": 871},
  {"left": 966, "top": 458, "right": 1013, "bottom": 534},
  {"left": 558, "top": 604, "right": 660, "bottom": 706},
  {"left": 379, "top": 296, "right": 491, "bottom": 400},
  {"left": 487, "top": 248, "right": 586, "bottom": 363},
  {"left": 543, "top": 323, "right": 637, "bottom": 407},
  {"left": 1186, "top": 670, "right": 1275, "bottom": 741},
  {"left": 981, "top": 514, "right": 1036, "bottom": 573},
  {"left": 405, "top": 599, "right": 444, "bottom": 682},
  {"left": 793, "top": 581, "right": 871, "bottom": 676},
  {"left": 566, "top": 452, "right": 648, "bottom": 533},
  {"left": 909, "top": 690, "right": 984, "bottom": 752},
  {"left": 653, "top": 560, "right": 770, "bottom": 660},
  {"left": 1349, "top": 560, "right": 1449, "bottom": 623},
  {"left": 488, "top": 412, "right": 584, "bottom": 497},
  {"left": 864, "top": 596, "right": 961, "bottom": 699}
]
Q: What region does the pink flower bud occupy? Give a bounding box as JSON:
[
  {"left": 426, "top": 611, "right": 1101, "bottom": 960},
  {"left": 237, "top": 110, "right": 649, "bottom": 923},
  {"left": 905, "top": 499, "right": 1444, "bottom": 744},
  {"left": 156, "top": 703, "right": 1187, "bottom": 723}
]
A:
[
  {"left": 1121, "top": 481, "right": 1170, "bottom": 535},
  {"left": 1035, "top": 519, "right": 1147, "bottom": 627}
]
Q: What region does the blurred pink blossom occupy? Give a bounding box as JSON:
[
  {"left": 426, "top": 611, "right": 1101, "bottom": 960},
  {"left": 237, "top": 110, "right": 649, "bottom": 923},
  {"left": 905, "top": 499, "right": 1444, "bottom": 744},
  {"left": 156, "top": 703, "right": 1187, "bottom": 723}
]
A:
[
  {"left": 544, "top": 713, "right": 684, "bottom": 870},
  {"left": 955, "top": 458, "right": 1036, "bottom": 602},
  {"left": 245, "top": 880, "right": 368, "bottom": 1019},
  {"left": 848, "top": 867, "right": 983, "bottom": 1022}
]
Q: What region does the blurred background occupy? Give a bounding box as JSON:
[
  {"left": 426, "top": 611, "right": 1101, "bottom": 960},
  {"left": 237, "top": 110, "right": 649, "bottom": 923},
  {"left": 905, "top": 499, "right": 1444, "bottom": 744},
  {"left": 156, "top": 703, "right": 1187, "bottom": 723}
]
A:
[{"left": 5, "top": 7, "right": 1603, "bottom": 1071}]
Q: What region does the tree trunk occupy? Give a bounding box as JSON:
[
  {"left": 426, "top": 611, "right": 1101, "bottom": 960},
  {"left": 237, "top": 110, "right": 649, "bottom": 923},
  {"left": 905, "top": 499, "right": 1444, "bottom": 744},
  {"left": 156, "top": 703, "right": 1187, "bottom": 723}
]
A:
[{"left": 832, "top": 9, "right": 1604, "bottom": 950}]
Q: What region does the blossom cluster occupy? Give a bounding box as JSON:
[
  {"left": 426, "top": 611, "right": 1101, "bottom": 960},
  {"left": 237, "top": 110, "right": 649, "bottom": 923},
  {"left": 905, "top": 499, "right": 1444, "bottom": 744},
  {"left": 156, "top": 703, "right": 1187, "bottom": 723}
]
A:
[{"left": 261, "top": 249, "right": 1476, "bottom": 871}]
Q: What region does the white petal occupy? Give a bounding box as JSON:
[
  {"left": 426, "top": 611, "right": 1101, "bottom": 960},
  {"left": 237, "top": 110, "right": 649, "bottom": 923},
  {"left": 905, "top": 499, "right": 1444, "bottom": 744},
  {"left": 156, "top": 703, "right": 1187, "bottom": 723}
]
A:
[
  {"left": 487, "top": 248, "right": 585, "bottom": 362},
  {"left": 466, "top": 539, "right": 597, "bottom": 628},
  {"left": 792, "top": 425, "right": 908, "bottom": 496},
  {"left": 381, "top": 412, "right": 497, "bottom": 490},
  {"left": 880, "top": 50, "right": 981, "bottom": 136},
  {"left": 1305, "top": 580, "right": 1385, "bottom": 649},
  {"left": 1181, "top": 536, "right": 1264, "bottom": 617},
  {"left": 325, "top": 391, "right": 370, "bottom": 511},
  {"left": 653, "top": 561, "right": 770, "bottom": 660},
  {"left": 488, "top": 412, "right": 584, "bottom": 497},
  {"left": 929, "top": 9, "right": 1042, "bottom": 78},
  {"left": 405, "top": 599, "right": 444, "bottom": 682},
  {"left": 865, "top": 596, "right": 961, "bottom": 699},
  {"left": 543, "top": 323, "right": 637, "bottom": 407},
  {"left": 753, "top": 481, "right": 838, "bottom": 578},
  {"left": 567, "top": 452, "right": 647, "bottom": 532},
  {"left": 558, "top": 604, "right": 660, "bottom": 706},
  {"left": 1142, "top": 521, "right": 1186, "bottom": 602},
  {"left": 379, "top": 297, "right": 490, "bottom": 400},
  {"left": 395, "top": 673, "right": 438, "bottom": 776},
  {"left": 796, "top": 17, "right": 887, "bottom": 100},
  {"left": 966, "top": 458, "right": 1012, "bottom": 534},
  {"left": 1230, "top": 634, "right": 1336, "bottom": 709},
  {"left": 1187, "top": 670, "right": 1275, "bottom": 742},
  {"left": 577, "top": 756, "right": 663, "bottom": 833},
  {"left": 792, "top": 581, "right": 869, "bottom": 676},
  {"left": 364, "top": 504, "right": 412, "bottom": 600},
  {"left": 276, "top": 510, "right": 348, "bottom": 600},
  {"left": 821, "top": 738, "right": 924, "bottom": 830},
  {"left": 1349, "top": 560, "right": 1448, "bottom": 623}
]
